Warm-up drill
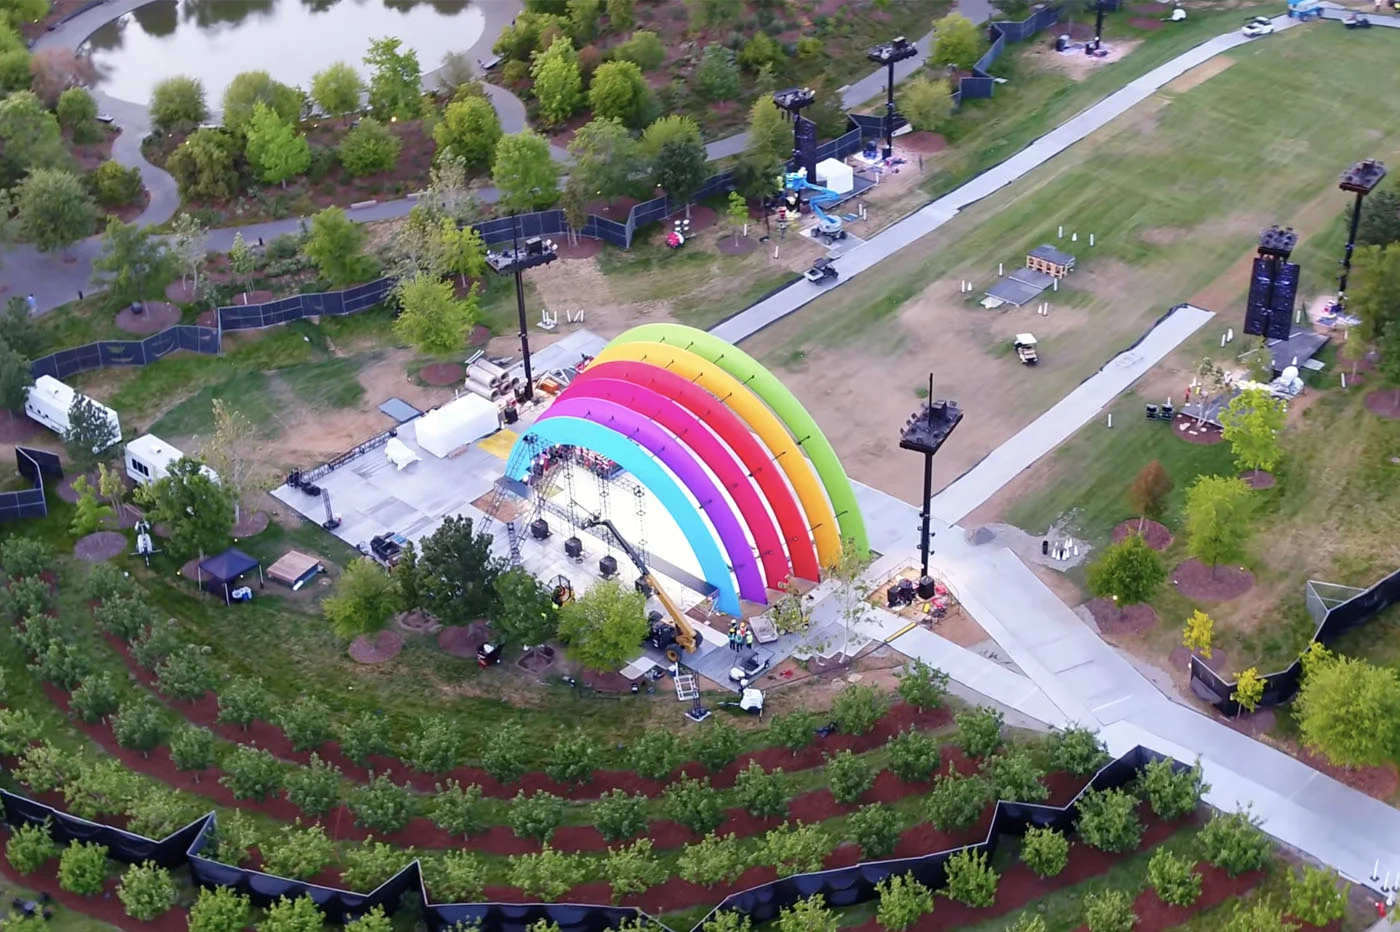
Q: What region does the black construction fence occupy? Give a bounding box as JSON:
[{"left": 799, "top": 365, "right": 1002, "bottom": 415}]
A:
[
  {"left": 3, "top": 746, "right": 1200, "bottom": 932},
  {"left": 1190, "top": 569, "right": 1400, "bottom": 714},
  {"left": 29, "top": 325, "right": 220, "bottom": 382},
  {"left": 0, "top": 448, "right": 60, "bottom": 525},
  {"left": 955, "top": 0, "right": 1121, "bottom": 105},
  {"left": 217, "top": 278, "right": 394, "bottom": 331}
]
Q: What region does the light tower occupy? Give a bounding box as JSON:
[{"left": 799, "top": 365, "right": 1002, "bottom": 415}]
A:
[
  {"left": 1337, "top": 158, "right": 1388, "bottom": 309},
  {"left": 899, "top": 376, "right": 962, "bottom": 586},
  {"left": 867, "top": 36, "right": 918, "bottom": 160},
  {"left": 484, "top": 218, "right": 559, "bottom": 403},
  {"left": 772, "top": 86, "right": 818, "bottom": 183}
]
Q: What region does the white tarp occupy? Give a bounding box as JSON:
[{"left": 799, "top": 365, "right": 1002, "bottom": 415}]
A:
[
  {"left": 385, "top": 437, "right": 420, "bottom": 470},
  {"left": 412, "top": 394, "right": 500, "bottom": 458},
  {"left": 816, "top": 158, "right": 854, "bottom": 195}
]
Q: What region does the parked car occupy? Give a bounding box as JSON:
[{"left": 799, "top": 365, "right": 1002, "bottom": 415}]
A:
[{"left": 1242, "top": 16, "right": 1275, "bottom": 36}]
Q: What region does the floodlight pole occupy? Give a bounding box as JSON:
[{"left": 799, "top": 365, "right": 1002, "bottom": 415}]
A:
[
  {"left": 899, "top": 379, "right": 962, "bottom": 582},
  {"left": 512, "top": 218, "right": 534, "bottom": 402},
  {"left": 883, "top": 59, "right": 897, "bottom": 159},
  {"left": 1093, "top": 0, "right": 1107, "bottom": 51},
  {"left": 1338, "top": 189, "right": 1366, "bottom": 303},
  {"left": 867, "top": 37, "right": 918, "bottom": 161},
  {"left": 1337, "top": 159, "right": 1388, "bottom": 309}
]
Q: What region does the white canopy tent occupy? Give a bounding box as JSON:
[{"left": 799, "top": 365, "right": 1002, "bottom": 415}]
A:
[
  {"left": 816, "top": 158, "right": 854, "bottom": 195},
  {"left": 412, "top": 394, "right": 501, "bottom": 458}
]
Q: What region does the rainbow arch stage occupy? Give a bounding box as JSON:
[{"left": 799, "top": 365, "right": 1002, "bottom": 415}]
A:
[{"left": 505, "top": 324, "right": 868, "bottom": 617}]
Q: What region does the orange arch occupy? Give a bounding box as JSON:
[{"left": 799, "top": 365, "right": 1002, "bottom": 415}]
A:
[{"left": 590, "top": 340, "right": 840, "bottom": 570}]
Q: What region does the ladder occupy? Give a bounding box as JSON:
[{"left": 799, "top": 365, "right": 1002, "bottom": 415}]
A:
[{"left": 674, "top": 673, "right": 699, "bottom": 701}]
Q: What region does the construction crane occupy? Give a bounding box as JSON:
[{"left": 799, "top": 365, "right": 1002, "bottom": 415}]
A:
[{"left": 581, "top": 515, "right": 698, "bottom": 662}]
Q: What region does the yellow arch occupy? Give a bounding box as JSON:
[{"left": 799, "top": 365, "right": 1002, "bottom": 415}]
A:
[{"left": 592, "top": 341, "right": 841, "bottom": 571}]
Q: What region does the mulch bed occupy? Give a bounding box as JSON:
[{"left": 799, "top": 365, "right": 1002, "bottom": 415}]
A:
[
  {"left": 395, "top": 609, "right": 442, "bottom": 635},
  {"left": 580, "top": 669, "right": 634, "bottom": 693},
  {"left": 54, "top": 471, "right": 99, "bottom": 504},
  {"left": 437, "top": 619, "right": 492, "bottom": 658},
  {"left": 584, "top": 196, "right": 640, "bottom": 222},
  {"left": 419, "top": 362, "right": 465, "bottom": 386},
  {"left": 555, "top": 237, "right": 603, "bottom": 259},
  {"left": 0, "top": 846, "right": 190, "bottom": 932},
  {"left": 1071, "top": 865, "right": 1264, "bottom": 932},
  {"left": 1240, "top": 469, "right": 1276, "bottom": 489},
  {"left": 898, "top": 131, "right": 948, "bottom": 155},
  {"left": 1128, "top": 16, "right": 1164, "bottom": 29},
  {"left": 1172, "top": 559, "right": 1254, "bottom": 602},
  {"left": 1365, "top": 389, "right": 1400, "bottom": 420},
  {"left": 229, "top": 289, "right": 276, "bottom": 306},
  {"left": 1168, "top": 646, "right": 1228, "bottom": 677},
  {"left": 231, "top": 510, "right": 270, "bottom": 538},
  {"left": 73, "top": 531, "right": 127, "bottom": 562},
  {"left": 0, "top": 409, "right": 41, "bottom": 442},
  {"left": 1172, "top": 413, "right": 1223, "bottom": 444},
  {"left": 1086, "top": 598, "right": 1158, "bottom": 637},
  {"left": 668, "top": 204, "right": 718, "bottom": 233},
  {"left": 165, "top": 279, "right": 200, "bottom": 303},
  {"left": 469, "top": 324, "right": 490, "bottom": 347},
  {"left": 518, "top": 645, "right": 556, "bottom": 671},
  {"left": 195, "top": 310, "right": 217, "bottom": 328},
  {"left": 115, "top": 300, "right": 181, "bottom": 335},
  {"left": 717, "top": 235, "right": 759, "bottom": 256},
  {"left": 1112, "top": 519, "right": 1173, "bottom": 551},
  {"left": 349, "top": 629, "right": 404, "bottom": 664}
]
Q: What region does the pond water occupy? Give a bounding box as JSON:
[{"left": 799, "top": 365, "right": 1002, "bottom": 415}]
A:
[{"left": 83, "top": 0, "right": 485, "bottom": 107}]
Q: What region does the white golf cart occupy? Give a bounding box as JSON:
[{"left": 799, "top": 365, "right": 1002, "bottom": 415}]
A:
[{"left": 1014, "top": 333, "right": 1039, "bottom": 365}]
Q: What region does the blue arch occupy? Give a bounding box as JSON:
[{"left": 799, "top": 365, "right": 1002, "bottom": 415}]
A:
[{"left": 507, "top": 415, "right": 742, "bottom": 616}]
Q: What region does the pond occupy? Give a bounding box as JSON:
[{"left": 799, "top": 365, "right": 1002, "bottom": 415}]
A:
[{"left": 82, "top": 0, "right": 486, "bottom": 108}]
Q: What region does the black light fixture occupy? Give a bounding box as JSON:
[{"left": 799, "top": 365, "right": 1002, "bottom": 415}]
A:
[
  {"left": 867, "top": 36, "right": 918, "bottom": 160},
  {"left": 1337, "top": 158, "right": 1387, "bottom": 309},
  {"left": 773, "top": 87, "right": 818, "bottom": 183},
  {"left": 485, "top": 216, "right": 559, "bottom": 403},
  {"left": 899, "top": 376, "right": 963, "bottom": 579}
]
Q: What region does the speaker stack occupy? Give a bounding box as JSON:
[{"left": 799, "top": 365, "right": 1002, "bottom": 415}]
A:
[{"left": 1244, "top": 225, "right": 1299, "bottom": 342}]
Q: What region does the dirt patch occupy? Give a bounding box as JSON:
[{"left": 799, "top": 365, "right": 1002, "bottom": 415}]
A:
[
  {"left": 228, "top": 289, "right": 276, "bottom": 306},
  {"left": 74, "top": 531, "right": 127, "bottom": 562},
  {"left": 438, "top": 619, "right": 492, "bottom": 657},
  {"left": 668, "top": 205, "right": 718, "bottom": 233},
  {"left": 165, "top": 279, "right": 201, "bottom": 303},
  {"left": 1223, "top": 706, "right": 1275, "bottom": 738},
  {"left": 114, "top": 300, "right": 181, "bottom": 335},
  {"left": 231, "top": 510, "right": 270, "bottom": 538},
  {"left": 420, "top": 362, "right": 465, "bottom": 386},
  {"left": 1030, "top": 38, "right": 1143, "bottom": 80},
  {"left": 395, "top": 608, "right": 442, "bottom": 635},
  {"left": 0, "top": 410, "right": 41, "bottom": 443},
  {"left": 1112, "top": 518, "right": 1173, "bottom": 550},
  {"left": 1086, "top": 597, "right": 1159, "bottom": 637},
  {"left": 717, "top": 235, "right": 759, "bottom": 256},
  {"left": 1168, "top": 646, "right": 1229, "bottom": 677},
  {"left": 179, "top": 557, "right": 202, "bottom": 581},
  {"left": 195, "top": 310, "right": 217, "bottom": 328},
  {"left": 1240, "top": 468, "right": 1276, "bottom": 489},
  {"left": 897, "top": 132, "right": 947, "bottom": 155},
  {"left": 1164, "top": 55, "right": 1235, "bottom": 94},
  {"left": 1127, "top": 16, "right": 1164, "bottom": 30},
  {"left": 555, "top": 237, "right": 603, "bottom": 259},
  {"left": 349, "top": 629, "right": 404, "bottom": 664},
  {"left": 1173, "top": 413, "right": 1224, "bottom": 444},
  {"left": 1365, "top": 388, "right": 1400, "bottom": 419},
  {"left": 1172, "top": 559, "right": 1255, "bottom": 602},
  {"left": 585, "top": 196, "right": 640, "bottom": 222},
  {"left": 54, "top": 470, "right": 98, "bottom": 503}
]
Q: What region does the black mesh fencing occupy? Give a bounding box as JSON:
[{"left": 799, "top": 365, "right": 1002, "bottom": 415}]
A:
[
  {"left": 1190, "top": 569, "right": 1400, "bottom": 714},
  {"left": 218, "top": 279, "right": 395, "bottom": 331},
  {"left": 0, "top": 448, "right": 57, "bottom": 524},
  {"left": 953, "top": 3, "right": 1074, "bottom": 105},
  {"left": 30, "top": 325, "right": 221, "bottom": 382},
  {"left": 0, "top": 790, "right": 209, "bottom": 868},
  {"left": 427, "top": 902, "right": 644, "bottom": 932}
]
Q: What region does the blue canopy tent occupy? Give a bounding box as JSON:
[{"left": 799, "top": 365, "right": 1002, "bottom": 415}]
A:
[{"left": 197, "top": 547, "right": 263, "bottom": 605}]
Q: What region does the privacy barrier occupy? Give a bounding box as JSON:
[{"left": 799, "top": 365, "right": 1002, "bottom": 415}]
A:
[
  {"left": 955, "top": 0, "right": 1121, "bottom": 105},
  {"left": 0, "top": 448, "right": 61, "bottom": 524},
  {"left": 29, "top": 325, "right": 220, "bottom": 382},
  {"left": 217, "top": 279, "right": 394, "bottom": 332},
  {"left": 1189, "top": 569, "right": 1400, "bottom": 714},
  {"left": 1, "top": 746, "right": 1182, "bottom": 932}
]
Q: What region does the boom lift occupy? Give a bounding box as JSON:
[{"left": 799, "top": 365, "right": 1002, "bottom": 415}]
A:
[
  {"left": 784, "top": 171, "right": 846, "bottom": 243},
  {"left": 582, "top": 516, "right": 698, "bottom": 662}
]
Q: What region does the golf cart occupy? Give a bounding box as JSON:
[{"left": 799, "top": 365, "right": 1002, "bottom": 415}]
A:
[
  {"left": 729, "top": 647, "right": 774, "bottom": 687},
  {"left": 1014, "top": 333, "right": 1039, "bottom": 365},
  {"left": 1242, "top": 15, "right": 1275, "bottom": 36},
  {"left": 1345, "top": 13, "right": 1372, "bottom": 27},
  {"left": 805, "top": 256, "right": 838, "bottom": 284},
  {"left": 723, "top": 687, "right": 766, "bottom": 715}
]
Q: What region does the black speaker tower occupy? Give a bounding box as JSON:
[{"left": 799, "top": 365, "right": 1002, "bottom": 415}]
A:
[
  {"left": 773, "top": 87, "right": 818, "bottom": 183},
  {"left": 1243, "top": 225, "right": 1298, "bottom": 342}
]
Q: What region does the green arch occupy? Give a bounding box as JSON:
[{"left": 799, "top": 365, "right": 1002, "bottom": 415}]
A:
[{"left": 610, "top": 323, "right": 869, "bottom": 561}]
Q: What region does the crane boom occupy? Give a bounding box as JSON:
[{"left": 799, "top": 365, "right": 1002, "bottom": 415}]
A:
[{"left": 581, "top": 517, "right": 698, "bottom": 656}]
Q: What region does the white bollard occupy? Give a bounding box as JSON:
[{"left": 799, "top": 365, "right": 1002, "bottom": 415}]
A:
[
  {"left": 1058, "top": 225, "right": 1064, "bottom": 238},
  {"left": 774, "top": 246, "right": 780, "bottom": 259},
  {"left": 1296, "top": 308, "right": 1302, "bottom": 323},
  {"left": 1089, "top": 233, "right": 1095, "bottom": 247},
  {"left": 1341, "top": 372, "right": 1348, "bottom": 390},
  {"left": 1227, "top": 327, "right": 1234, "bottom": 342},
  {"left": 1071, "top": 232, "right": 1078, "bottom": 242},
  {"left": 1292, "top": 355, "right": 1299, "bottom": 366},
  {"left": 1373, "top": 861, "right": 1380, "bottom": 883},
  {"left": 1107, "top": 413, "right": 1113, "bottom": 428},
  {"left": 998, "top": 262, "right": 1004, "bottom": 275},
  {"left": 1221, "top": 334, "right": 1227, "bottom": 348},
  {"left": 1053, "top": 279, "right": 1058, "bottom": 291}
]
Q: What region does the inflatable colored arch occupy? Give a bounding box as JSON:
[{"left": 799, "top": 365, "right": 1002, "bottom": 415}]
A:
[
  {"left": 588, "top": 341, "right": 841, "bottom": 568},
  {"left": 573, "top": 361, "right": 821, "bottom": 582},
  {"left": 509, "top": 414, "right": 746, "bottom": 616},
  {"left": 563, "top": 376, "right": 791, "bottom": 590},
  {"left": 611, "top": 323, "right": 870, "bottom": 560}
]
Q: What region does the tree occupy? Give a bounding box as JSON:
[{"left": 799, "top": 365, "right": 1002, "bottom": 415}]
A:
[
  {"left": 1200, "top": 808, "right": 1271, "bottom": 876},
  {"left": 589, "top": 60, "right": 652, "bottom": 128},
  {"left": 1007, "top": 918, "right": 1048, "bottom": 932},
  {"left": 27, "top": 48, "right": 93, "bottom": 109},
  {"left": 117, "top": 862, "right": 177, "bottom": 920},
  {"left": 613, "top": 29, "right": 663, "bottom": 70},
  {"left": 1357, "top": 189, "right": 1400, "bottom": 247},
  {"left": 1021, "top": 826, "right": 1069, "bottom": 878},
  {"left": 431, "top": 780, "right": 487, "bottom": 838},
  {"left": 207, "top": 810, "right": 258, "bottom": 866},
  {"left": 1181, "top": 610, "right": 1214, "bottom": 660},
  {"left": 1086, "top": 533, "right": 1166, "bottom": 605},
  {"left": 603, "top": 838, "right": 658, "bottom": 902},
  {"left": 1295, "top": 652, "right": 1400, "bottom": 767},
  {"left": 434, "top": 95, "right": 501, "bottom": 171},
  {"left": 111, "top": 695, "right": 167, "bottom": 753},
  {"left": 323, "top": 558, "right": 400, "bottom": 640},
  {"left": 568, "top": 116, "right": 642, "bottom": 202},
  {"left": 925, "top": 766, "right": 991, "bottom": 832},
  {"left": 1287, "top": 865, "right": 1347, "bottom": 926},
  {"left": 0, "top": 340, "right": 27, "bottom": 412},
  {"left": 393, "top": 273, "right": 478, "bottom": 357},
  {"left": 302, "top": 206, "right": 374, "bottom": 286},
  {"left": 222, "top": 71, "right": 301, "bottom": 135},
  {"left": 156, "top": 643, "right": 222, "bottom": 700},
  {"left": 767, "top": 577, "right": 808, "bottom": 635},
  {"left": 826, "top": 750, "right": 876, "bottom": 803},
  {"left": 983, "top": 748, "right": 1048, "bottom": 802},
  {"left": 694, "top": 44, "right": 739, "bottom": 102},
  {"left": 189, "top": 886, "right": 251, "bottom": 932},
  {"left": 69, "top": 672, "right": 120, "bottom": 723},
  {"left": 876, "top": 874, "right": 934, "bottom": 931},
  {"left": 284, "top": 754, "right": 342, "bottom": 817},
  {"left": 337, "top": 711, "right": 390, "bottom": 766},
  {"left": 532, "top": 37, "right": 582, "bottom": 127},
  {"left": 832, "top": 683, "right": 888, "bottom": 736},
  {"left": 606, "top": 0, "right": 636, "bottom": 29},
  {"left": 725, "top": 191, "right": 749, "bottom": 243},
  {"left": 335, "top": 840, "right": 403, "bottom": 891},
  {"left": 365, "top": 37, "right": 422, "bottom": 120},
  {"left": 262, "top": 823, "right": 334, "bottom": 880},
  {"left": 1147, "top": 848, "right": 1200, "bottom": 907},
  {"left": 1223, "top": 898, "right": 1296, "bottom": 932},
  {"left": 663, "top": 776, "right": 724, "bottom": 834},
  {"left": 200, "top": 398, "right": 261, "bottom": 521},
  {"left": 417, "top": 514, "right": 500, "bottom": 625},
  {"left": 737, "top": 95, "right": 789, "bottom": 200},
  {"left": 776, "top": 896, "right": 836, "bottom": 932},
  {"left": 218, "top": 675, "right": 272, "bottom": 729},
  {"left": 848, "top": 803, "right": 900, "bottom": 859},
  {"left": 131, "top": 620, "right": 182, "bottom": 671},
  {"left": 388, "top": 205, "right": 447, "bottom": 282},
  {"left": 508, "top": 847, "right": 587, "bottom": 902},
  {"left": 56, "top": 87, "right": 100, "bottom": 141},
  {"left": 557, "top": 578, "right": 647, "bottom": 671},
  {"left": 220, "top": 745, "right": 284, "bottom": 800},
  {"left": 954, "top": 706, "right": 1004, "bottom": 758},
  {"left": 692, "top": 718, "right": 742, "bottom": 771},
  {"left": 69, "top": 475, "right": 114, "bottom": 536},
  {"left": 652, "top": 134, "right": 707, "bottom": 218},
  {"left": 677, "top": 832, "right": 748, "bottom": 887},
  {"left": 257, "top": 896, "right": 324, "bottom": 932},
  {"left": 93, "top": 218, "right": 174, "bottom": 311},
  {"left": 1125, "top": 460, "right": 1173, "bottom": 524},
  {"left": 1184, "top": 475, "right": 1253, "bottom": 573},
  {"left": 149, "top": 76, "right": 208, "bottom": 132},
  {"left": 244, "top": 102, "right": 310, "bottom": 187},
  {"left": 770, "top": 708, "right": 818, "bottom": 753},
  {"left": 738, "top": 32, "right": 782, "bottom": 71},
  {"left": 93, "top": 594, "right": 153, "bottom": 642},
  {"left": 6, "top": 822, "right": 57, "bottom": 875},
  {"left": 886, "top": 728, "right": 940, "bottom": 783},
  {"left": 169, "top": 724, "right": 216, "bottom": 774},
  {"left": 338, "top": 116, "right": 401, "bottom": 177},
  {"left": 134, "top": 456, "right": 234, "bottom": 559},
  {"left": 0, "top": 294, "right": 42, "bottom": 359},
  {"left": 15, "top": 168, "right": 94, "bottom": 252},
  {"left": 422, "top": 850, "right": 485, "bottom": 902},
  {"left": 58, "top": 840, "right": 109, "bottom": 895},
  {"left": 731, "top": 760, "right": 786, "bottom": 818},
  {"left": 167, "top": 129, "right": 240, "bottom": 201},
  {"left": 349, "top": 773, "right": 412, "bottom": 833},
  {"left": 762, "top": 821, "right": 829, "bottom": 876},
  {"left": 310, "top": 61, "right": 363, "bottom": 116},
  {"left": 493, "top": 129, "right": 561, "bottom": 213},
  {"left": 1232, "top": 666, "right": 1266, "bottom": 715},
  {"left": 942, "top": 849, "right": 998, "bottom": 908},
  {"left": 899, "top": 76, "right": 953, "bottom": 131},
  {"left": 592, "top": 789, "right": 649, "bottom": 842},
  {"left": 687, "top": 0, "right": 741, "bottom": 29},
  {"left": 0, "top": 90, "right": 66, "bottom": 173},
  {"left": 546, "top": 727, "right": 600, "bottom": 784},
  {"left": 1074, "top": 787, "right": 1142, "bottom": 853},
  {"left": 407, "top": 715, "right": 465, "bottom": 773},
  {"left": 345, "top": 907, "right": 393, "bottom": 932},
  {"left": 481, "top": 721, "right": 530, "bottom": 781},
  {"left": 1219, "top": 387, "right": 1286, "bottom": 474},
  {"left": 931, "top": 12, "right": 983, "bottom": 70},
  {"left": 1082, "top": 889, "right": 1136, "bottom": 932},
  {"left": 169, "top": 212, "right": 209, "bottom": 297},
  {"left": 493, "top": 566, "right": 558, "bottom": 646},
  {"left": 1137, "top": 758, "right": 1206, "bottom": 820}
]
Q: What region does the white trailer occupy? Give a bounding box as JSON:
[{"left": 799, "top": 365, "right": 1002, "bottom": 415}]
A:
[
  {"left": 24, "top": 375, "right": 121, "bottom": 452},
  {"left": 124, "top": 434, "right": 220, "bottom": 486}
]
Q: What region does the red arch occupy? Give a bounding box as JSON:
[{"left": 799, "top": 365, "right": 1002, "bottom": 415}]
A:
[{"left": 572, "top": 361, "right": 820, "bottom": 582}]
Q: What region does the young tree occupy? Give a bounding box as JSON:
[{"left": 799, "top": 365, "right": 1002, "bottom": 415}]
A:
[
  {"left": 284, "top": 754, "right": 343, "bottom": 817},
  {"left": 1074, "top": 787, "right": 1142, "bottom": 853},
  {"left": 56, "top": 86, "right": 100, "bottom": 141},
  {"left": 848, "top": 803, "right": 900, "bottom": 859},
  {"left": 1199, "top": 808, "right": 1271, "bottom": 876},
  {"left": 1294, "top": 652, "right": 1400, "bottom": 767},
  {"left": 421, "top": 849, "right": 485, "bottom": 902},
  {"left": 0, "top": 340, "right": 27, "bottom": 412},
  {"left": 169, "top": 212, "right": 209, "bottom": 297},
  {"left": 663, "top": 776, "right": 724, "bottom": 834},
  {"left": 200, "top": 399, "right": 259, "bottom": 522},
  {"left": 623, "top": 729, "right": 682, "bottom": 779},
  {"left": 349, "top": 773, "right": 412, "bottom": 833},
  {"left": 257, "top": 895, "right": 324, "bottom": 932},
  {"left": 69, "top": 672, "right": 120, "bottom": 723},
  {"left": 954, "top": 706, "right": 1004, "bottom": 758},
  {"left": 886, "top": 728, "right": 941, "bottom": 783},
  {"left": 393, "top": 273, "right": 478, "bottom": 356},
  {"left": 417, "top": 514, "right": 500, "bottom": 625},
  {"left": 58, "top": 840, "right": 109, "bottom": 895},
  {"left": 545, "top": 727, "right": 600, "bottom": 785},
  {"left": 430, "top": 779, "right": 487, "bottom": 838},
  {"left": 761, "top": 821, "right": 830, "bottom": 876},
  {"left": 925, "top": 766, "right": 991, "bottom": 832},
  {"left": 930, "top": 12, "right": 984, "bottom": 70},
  {"left": 874, "top": 874, "right": 934, "bottom": 931},
  {"left": 613, "top": 29, "right": 664, "bottom": 70},
  {"left": 1231, "top": 667, "right": 1266, "bottom": 715},
  {"left": 220, "top": 745, "right": 284, "bottom": 800},
  {"left": 832, "top": 683, "right": 888, "bottom": 736},
  {"left": 557, "top": 578, "right": 647, "bottom": 671},
  {"left": 167, "top": 128, "right": 241, "bottom": 201},
  {"left": 677, "top": 832, "right": 748, "bottom": 887},
  {"left": 532, "top": 37, "right": 582, "bottom": 126},
  {"left": 338, "top": 117, "right": 401, "bottom": 177},
  {"left": 770, "top": 708, "right": 818, "bottom": 754},
  {"left": 942, "top": 849, "right": 998, "bottom": 908},
  {"left": 983, "top": 748, "right": 1048, "bottom": 803},
  {"left": 323, "top": 558, "right": 400, "bottom": 640},
  {"left": 222, "top": 70, "right": 302, "bottom": 134},
  {"left": 336, "top": 711, "right": 390, "bottom": 767},
  {"left": 1086, "top": 533, "right": 1166, "bottom": 605},
  {"left": 568, "top": 116, "right": 642, "bottom": 202},
  {"left": 604, "top": 838, "right": 658, "bottom": 903},
  {"left": 737, "top": 95, "right": 788, "bottom": 200},
  {"left": 117, "top": 861, "right": 177, "bottom": 920},
  {"left": 1020, "top": 826, "right": 1069, "bottom": 878},
  {"left": 156, "top": 642, "right": 222, "bottom": 700},
  {"left": 724, "top": 190, "right": 749, "bottom": 243},
  {"left": 652, "top": 130, "right": 708, "bottom": 218},
  {"left": 434, "top": 95, "right": 501, "bottom": 171},
  {"left": 1126, "top": 460, "right": 1173, "bottom": 524},
  {"left": 5, "top": 822, "right": 57, "bottom": 875},
  {"left": 1181, "top": 609, "right": 1214, "bottom": 660},
  {"left": 302, "top": 206, "right": 374, "bottom": 286},
  {"left": 149, "top": 75, "right": 209, "bottom": 131},
  {"left": 591, "top": 789, "right": 649, "bottom": 842},
  {"left": 218, "top": 675, "right": 272, "bottom": 729},
  {"left": 1136, "top": 758, "right": 1207, "bottom": 820},
  {"left": 365, "top": 37, "right": 423, "bottom": 120},
  {"left": 407, "top": 715, "right": 465, "bottom": 773},
  {"left": 188, "top": 886, "right": 251, "bottom": 932},
  {"left": 826, "top": 749, "right": 876, "bottom": 803},
  {"left": 310, "top": 61, "right": 364, "bottom": 116},
  {"left": 93, "top": 218, "right": 174, "bottom": 311},
  {"left": 506, "top": 846, "right": 586, "bottom": 901},
  {"left": 692, "top": 718, "right": 742, "bottom": 771},
  {"left": 1357, "top": 189, "right": 1400, "bottom": 247},
  {"left": 1184, "top": 475, "right": 1253, "bottom": 574},
  {"left": 1219, "top": 387, "right": 1287, "bottom": 474},
  {"left": 68, "top": 475, "right": 114, "bottom": 536},
  {"left": 1082, "top": 889, "right": 1136, "bottom": 932},
  {"left": 1286, "top": 865, "right": 1347, "bottom": 927},
  {"left": 899, "top": 75, "right": 953, "bottom": 131},
  {"left": 169, "top": 724, "right": 217, "bottom": 774},
  {"left": 493, "top": 130, "right": 561, "bottom": 212},
  {"left": 493, "top": 565, "right": 558, "bottom": 646},
  {"left": 1147, "top": 848, "right": 1201, "bottom": 907},
  {"left": 111, "top": 695, "right": 168, "bottom": 754},
  {"left": 262, "top": 823, "right": 335, "bottom": 880},
  {"left": 15, "top": 168, "right": 95, "bottom": 253},
  {"left": 228, "top": 231, "right": 256, "bottom": 303},
  {"left": 134, "top": 456, "right": 234, "bottom": 559},
  {"left": 694, "top": 44, "right": 739, "bottom": 102},
  {"left": 244, "top": 102, "right": 310, "bottom": 187},
  {"left": 0, "top": 90, "right": 66, "bottom": 172},
  {"left": 482, "top": 721, "right": 530, "bottom": 781},
  {"left": 344, "top": 906, "right": 394, "bottom": 932},
  {"left": 589, "top": 60, "right": 653, "bottom": 128}
]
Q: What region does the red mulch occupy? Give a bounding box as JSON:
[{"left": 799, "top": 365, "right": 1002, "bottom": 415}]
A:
[
  {"left": 115, "top": 301, "right": 181, "bottom": 335},
  {"left": 1240, "top": 469, "right": 1276, "bottom": 489},
  {"left": 165, "top": 279, "right": 200, "bottom": 303},
  {"left": 419, "top": 363, "right": 465, "bottom": 387},
  {"left": 1065, "top": 22, "right": 1098, "bottom": 39},
  {"left": 584, "top": 196, "right": 640, "bottom": 222},
  {"left": 898, "top": 132, "right": 948, "bottom": 155},
  {"left": 1069, "top": 865, "right": 1264, "bottom": 932},
  {"left": 73, "top": 531, "right": 127, "bottom": 562},
  {"left": 580, "top": 669, "right": 634, "bottom": 693},
  {"left": 1171, "top": 559, "right": 1254, "bottom": 602},
  {"left": 178, "top": 557, "right": 202, "bottom": 581},
  {"left": 1128, "top": 16, "right": 1164, "bottom": 30},
  {"left": 0, "top": 842, "right": 190, "bottom": 932},
  {"left": 1173, "top": 413, "right": 1224, "bottom": 444},
  {"left": 1365, "top": 389, "right": 1400, "bottom": 419},
  {"left": 0, "top": 409, "right": 41, "bottom": 442},
  {"left": 1086, "top": 598, "right": 1158, "bottom": 637},
  {"left": 230, "top": 290, "right": 276, "bottom": 306},
  {"left": 54, "top": 471, "right": 99, "bottom": 504},
  {"left": 231, "top": 510, "right": 270, "bottom": 538},
  {"left": 1042, "top": 769, "right": 1091, "bottom": 807},
  {"left": 1112, "top": 519, "right": 1173, "bottom": 551},
  {"left": 349, "top": 630, "right": 404, "bottom": 664},
  {"left": 437, "top": 620, "right": 491, "bottom": 658},
  {"left": 469, "top": 324, "right": 490, "bottom": 347},
  {"left": 667, "top": 205, "right": 718, "bottom": 233},
  {"left": 195, "top": 310, "right": 217, "bottom": 328},
  {"left": 555, "top": 237, "right": 603, "bottom": 259},
  {"left": 717, "top": 235, "right": 758, "bottom": 256},
  {"left": 1168, "top": 646, "right": 1228, "bottom": 677}
]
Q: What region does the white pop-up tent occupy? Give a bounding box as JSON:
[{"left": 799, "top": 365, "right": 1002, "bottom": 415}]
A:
[
  {"left": 816, "top": 158, "right": 854, "bottom": 195},
  {"left": 412, "top": 394, "right": 500, "bottom": 458}
]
